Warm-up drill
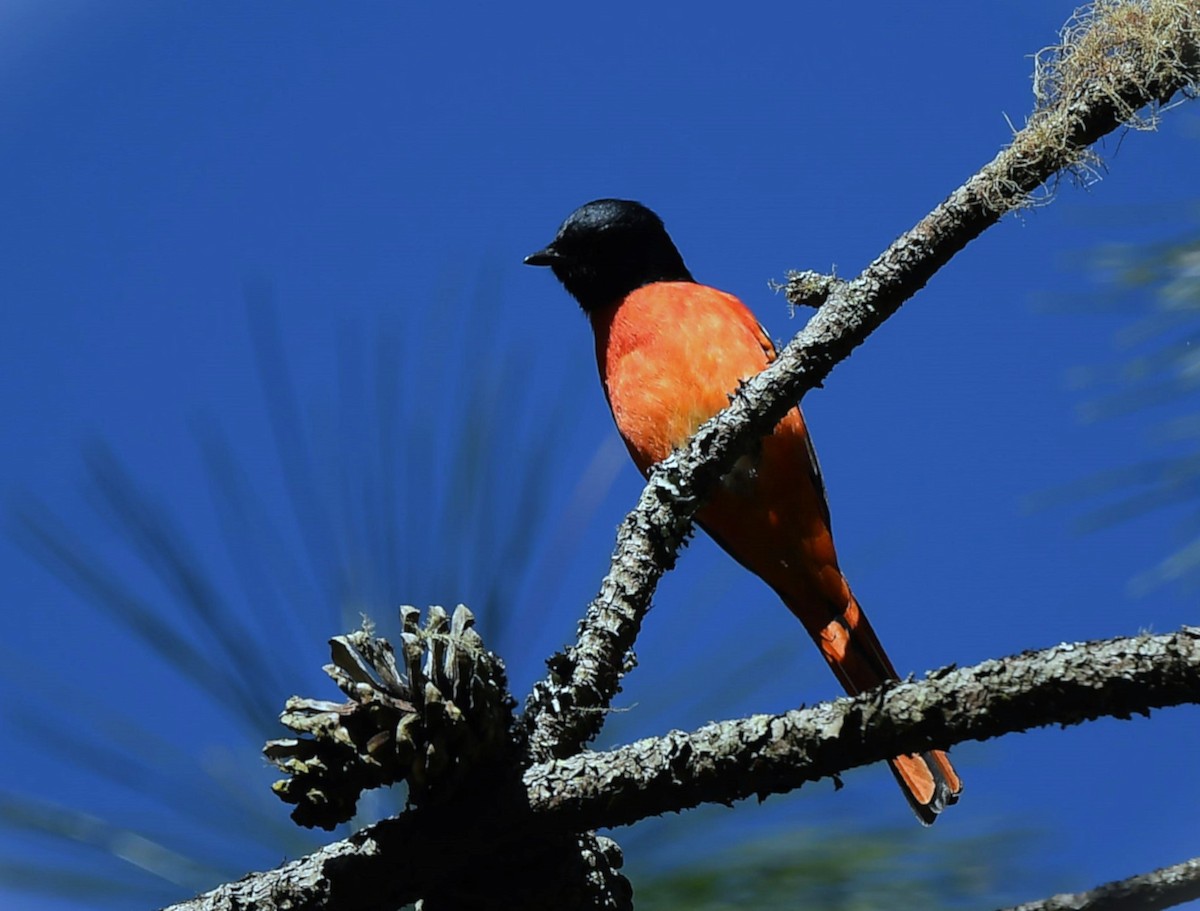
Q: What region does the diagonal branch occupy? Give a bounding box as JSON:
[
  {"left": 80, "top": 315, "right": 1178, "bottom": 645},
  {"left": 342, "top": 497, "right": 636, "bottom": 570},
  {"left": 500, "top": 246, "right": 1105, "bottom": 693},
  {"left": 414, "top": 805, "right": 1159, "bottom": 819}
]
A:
[
  {"left": 167, "top": 627, "right": 1200, "bottom": 910},
  {"left": 522, "top": 0, "right": 1200, "bottom": 763},
  {"left": 997, "top": 855, "right": 1200, "bottom": 911}
]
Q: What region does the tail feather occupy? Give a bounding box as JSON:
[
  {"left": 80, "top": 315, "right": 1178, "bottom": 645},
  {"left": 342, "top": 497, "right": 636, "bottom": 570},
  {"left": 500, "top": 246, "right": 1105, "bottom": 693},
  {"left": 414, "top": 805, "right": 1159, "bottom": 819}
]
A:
[
  {"left": 890, "top": 750, "right": 962, "bottom": 826},
  {"left": 789, "top": 590, "right": 963, "bottom": 824}
]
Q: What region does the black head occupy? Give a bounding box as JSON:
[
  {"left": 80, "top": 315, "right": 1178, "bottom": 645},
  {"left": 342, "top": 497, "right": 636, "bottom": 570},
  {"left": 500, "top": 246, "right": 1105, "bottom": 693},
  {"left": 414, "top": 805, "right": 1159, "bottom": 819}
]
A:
[{"left": 524, "top": 199, "right": 693, "bottom": 312}]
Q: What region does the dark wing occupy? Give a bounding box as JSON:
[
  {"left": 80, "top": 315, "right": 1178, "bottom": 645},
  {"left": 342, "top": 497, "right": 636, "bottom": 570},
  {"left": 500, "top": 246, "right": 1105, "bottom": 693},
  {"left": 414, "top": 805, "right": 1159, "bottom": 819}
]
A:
[{"left": 755, "top": 321, "right": 832, "bottom": 532}]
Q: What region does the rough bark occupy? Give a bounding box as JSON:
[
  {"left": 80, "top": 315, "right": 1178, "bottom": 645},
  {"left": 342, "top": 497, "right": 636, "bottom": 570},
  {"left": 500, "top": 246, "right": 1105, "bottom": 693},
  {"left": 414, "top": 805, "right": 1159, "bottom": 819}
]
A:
[{"left": 525, "top": 628, "right": 1200, "bottom": 830}]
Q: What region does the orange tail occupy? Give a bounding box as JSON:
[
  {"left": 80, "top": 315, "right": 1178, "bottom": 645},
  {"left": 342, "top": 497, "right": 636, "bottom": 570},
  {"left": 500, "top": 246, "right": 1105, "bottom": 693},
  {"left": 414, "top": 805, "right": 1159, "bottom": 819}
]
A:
[{"left": 790, "top": 590, "right": 962, "bottom": 825}]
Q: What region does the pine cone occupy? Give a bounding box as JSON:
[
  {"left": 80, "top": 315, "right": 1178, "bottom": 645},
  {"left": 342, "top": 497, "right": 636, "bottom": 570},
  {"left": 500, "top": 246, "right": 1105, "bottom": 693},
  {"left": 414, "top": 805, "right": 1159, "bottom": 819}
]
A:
[{"left": 264, "top": 604, "right": 515, "bottom": 829}]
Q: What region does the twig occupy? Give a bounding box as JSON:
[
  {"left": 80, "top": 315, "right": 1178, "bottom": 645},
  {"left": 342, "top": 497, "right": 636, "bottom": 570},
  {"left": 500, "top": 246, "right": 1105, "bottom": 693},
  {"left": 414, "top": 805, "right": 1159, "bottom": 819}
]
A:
[{"left": 996, "top": 855, "right": 1200, "bottom": 911}]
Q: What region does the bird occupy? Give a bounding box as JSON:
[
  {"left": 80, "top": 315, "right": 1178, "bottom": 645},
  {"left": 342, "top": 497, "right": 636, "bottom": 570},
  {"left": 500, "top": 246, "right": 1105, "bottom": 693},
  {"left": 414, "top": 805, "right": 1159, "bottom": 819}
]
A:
[{"left": 525, "top": 199, "right": 961, "bottom": 824}]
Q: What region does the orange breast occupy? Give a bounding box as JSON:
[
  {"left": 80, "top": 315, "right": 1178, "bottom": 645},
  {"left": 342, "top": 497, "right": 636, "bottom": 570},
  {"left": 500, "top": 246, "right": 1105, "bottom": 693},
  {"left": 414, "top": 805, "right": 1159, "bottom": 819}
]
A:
[
  {"left": 590, "top": 282, "right": 774, "bottom": 471},
  {"left": 589, "top": 281, "right": 845, "bottom": 612}
]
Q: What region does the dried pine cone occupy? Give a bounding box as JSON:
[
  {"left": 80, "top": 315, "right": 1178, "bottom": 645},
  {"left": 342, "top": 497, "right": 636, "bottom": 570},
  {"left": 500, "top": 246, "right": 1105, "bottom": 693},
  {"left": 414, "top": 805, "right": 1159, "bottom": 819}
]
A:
[{"left": 264, "top": 604, "right": 515, "bottom": 829}]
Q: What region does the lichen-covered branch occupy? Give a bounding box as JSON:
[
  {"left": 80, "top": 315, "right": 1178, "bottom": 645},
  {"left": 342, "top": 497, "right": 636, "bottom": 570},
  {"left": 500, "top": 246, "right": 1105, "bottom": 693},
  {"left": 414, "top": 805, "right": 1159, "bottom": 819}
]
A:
[
  {"left": 160, "top": 808, "right": 627, "bottom": 911},
  {"left": 160, "top": 809, "right": 440, "bottom": 911},
  {"left": 522, "top": 0, "right": 1200, "bottom": 762},
  {"left": 167, "top": 628, "right": 1200, "bottom": 910},
  {"left": 997, "top": 855, "right": 1200, "bottom": 911},
  {"left": 525, "top": 628, "right": 1200, "bottom": 830}
]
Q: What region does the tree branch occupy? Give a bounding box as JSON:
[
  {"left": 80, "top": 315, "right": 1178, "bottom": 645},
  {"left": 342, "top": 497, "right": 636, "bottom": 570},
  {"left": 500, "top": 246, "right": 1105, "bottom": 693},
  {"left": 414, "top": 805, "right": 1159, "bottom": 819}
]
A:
[
  {"left": 159, "top": 807, "right": 627, "bottom": 911},
  {"left": 525, "top": 627, "right": 1200, "bottom": 830},
  {"left": 522, "top": 0, "right": 1200, "bottom": 762},
  {"left": 997, "top": 855, "right": 1200, "bottom": 911},
  {"left": 167, "top": 627, "right": 1200, "bottom": 910}
]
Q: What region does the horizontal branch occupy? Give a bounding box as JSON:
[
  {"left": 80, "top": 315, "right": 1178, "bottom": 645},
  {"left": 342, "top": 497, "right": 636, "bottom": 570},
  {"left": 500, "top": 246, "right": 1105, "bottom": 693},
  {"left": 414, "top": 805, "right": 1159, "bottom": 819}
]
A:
[
  {"left": 998, "top": 855, "right": 1200, "bottom": 911},
  {"left": 166, "top": 811, "right": 431, "bottom": 911},
  {"left": 166, "top": 628, "right": 1200, "bottom": 910},
  {"left": 525, "top": 627, "right": 1200, "bottom": 829},
  {"left": 522, "top": 0, "right": 1200, "bottom": 763},
  {"left": 159, "top": 809, "right": 631, "bottom": 911}
]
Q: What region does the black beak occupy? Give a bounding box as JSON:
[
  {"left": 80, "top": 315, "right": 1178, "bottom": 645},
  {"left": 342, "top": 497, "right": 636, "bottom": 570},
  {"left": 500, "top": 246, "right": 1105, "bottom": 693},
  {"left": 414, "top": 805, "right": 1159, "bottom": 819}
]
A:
[{"left": 523, "top": 247, "right": 561, "bottom": 267}]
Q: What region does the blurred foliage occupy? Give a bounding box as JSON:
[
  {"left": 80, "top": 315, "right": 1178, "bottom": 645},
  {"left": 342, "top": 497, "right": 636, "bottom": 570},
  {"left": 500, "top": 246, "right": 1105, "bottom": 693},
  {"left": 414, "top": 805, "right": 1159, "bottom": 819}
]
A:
[
  {"left": 1033, "top": 201, "right": 1200, "bottom": 593},
  {"left": 2, "top": 277, "right": 610, "bottom": 904},
  {"left": 636, "top": 828, "right": 1024, "bottom": 911}
]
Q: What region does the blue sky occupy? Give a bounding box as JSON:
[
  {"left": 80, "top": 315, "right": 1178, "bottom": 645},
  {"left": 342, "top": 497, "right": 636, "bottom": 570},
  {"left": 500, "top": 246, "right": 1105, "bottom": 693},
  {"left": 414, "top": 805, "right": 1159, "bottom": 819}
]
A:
[{"left": 2, "top": 2, "right": 1198, "bottom": 908}]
